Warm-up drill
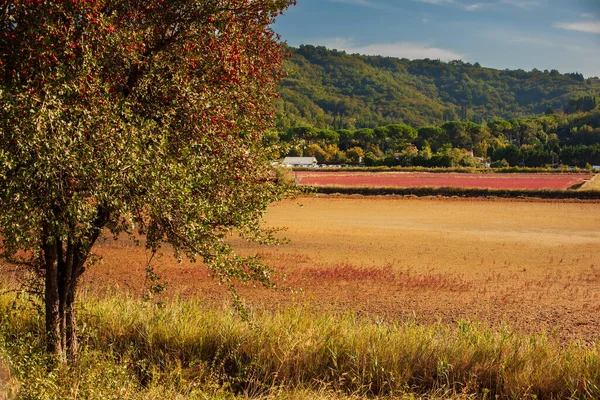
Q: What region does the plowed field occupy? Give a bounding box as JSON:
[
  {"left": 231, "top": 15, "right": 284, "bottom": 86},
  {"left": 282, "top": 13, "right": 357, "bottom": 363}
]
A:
[
  {"left": 297, "top": 171, "right": 592, "bottom": 189},
  {"left": 64, "top": 196, "right": 600, "bottom": 344}
]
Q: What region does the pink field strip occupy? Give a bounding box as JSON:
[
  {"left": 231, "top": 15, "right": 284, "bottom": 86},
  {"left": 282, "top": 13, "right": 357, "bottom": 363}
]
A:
[{"left": 297, "top": 172, "right": 592, "bottom": 190}]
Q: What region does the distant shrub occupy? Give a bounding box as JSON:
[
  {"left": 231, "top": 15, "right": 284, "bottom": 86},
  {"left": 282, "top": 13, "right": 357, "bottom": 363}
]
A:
[
  {"left": 491, "top": 159, "right": 510, "bottom": 168},
  {"left": 311, "top": 186, "right": 600, "bottom": 199},
  {"left": 273, "top": 166, "right": 296, "bottom": 187}
]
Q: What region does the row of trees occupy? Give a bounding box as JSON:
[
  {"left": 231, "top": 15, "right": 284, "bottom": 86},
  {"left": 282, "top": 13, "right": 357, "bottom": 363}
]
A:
[{"left": 274, "top": 107, "right": 600, "bottom": 167}]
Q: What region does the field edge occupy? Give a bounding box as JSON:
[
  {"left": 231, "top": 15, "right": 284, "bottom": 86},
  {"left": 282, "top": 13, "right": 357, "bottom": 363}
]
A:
[{"left": 308, "top": 185, "right": 600, "bottom": 199}]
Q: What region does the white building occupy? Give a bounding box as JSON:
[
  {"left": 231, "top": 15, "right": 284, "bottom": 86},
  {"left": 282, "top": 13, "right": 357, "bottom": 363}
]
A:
[{"left": 282, "top": 157, "right": 317, "bottom": 167}]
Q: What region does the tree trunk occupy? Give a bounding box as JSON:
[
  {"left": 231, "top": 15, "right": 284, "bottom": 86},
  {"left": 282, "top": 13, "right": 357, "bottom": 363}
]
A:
[
  {"left": 42, "top": 229, "right": 63, "bottom": 360},
  {"left": 42, "top": 236, "right": 83, "bottom": 362},
  {"left": 41, "top": 207, "right": 108, "bottom": 362}
]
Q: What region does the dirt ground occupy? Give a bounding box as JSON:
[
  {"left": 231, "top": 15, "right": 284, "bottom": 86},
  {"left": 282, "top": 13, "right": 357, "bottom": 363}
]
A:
[
  {"left": 7, "top": 195, "right": 600, "bottom": 343},
  {"left": 247, "top": 195, "right": 600, "bottom": 343}
]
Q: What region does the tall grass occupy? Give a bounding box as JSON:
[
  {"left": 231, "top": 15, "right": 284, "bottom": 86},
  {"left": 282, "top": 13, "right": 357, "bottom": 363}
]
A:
[{"left": 2, "top": 291, "right": 600, "bottom": 399}]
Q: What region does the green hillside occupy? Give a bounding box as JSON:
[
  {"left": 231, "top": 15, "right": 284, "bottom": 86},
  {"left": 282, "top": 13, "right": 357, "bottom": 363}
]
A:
[{"left": 275, "top": 45, "right": 600, "bottom": 130}]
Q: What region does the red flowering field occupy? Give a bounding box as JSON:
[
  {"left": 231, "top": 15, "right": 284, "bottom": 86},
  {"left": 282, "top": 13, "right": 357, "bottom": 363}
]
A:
[{"left": 297, "top": 171, "right": 592, "bottom": 190}]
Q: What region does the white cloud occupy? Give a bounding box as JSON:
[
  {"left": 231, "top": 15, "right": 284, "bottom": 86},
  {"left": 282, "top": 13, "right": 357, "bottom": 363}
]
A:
[
  {"left": 464, "top": 3, "right": 486, "bottom": 11},
  {"left": 555, "top": 21, "right": 600, "bottom": 34},
  {"left": 581, "top": 13, "right": 596, "bottom": 19},
  {"left": 315, "top": 38, "right": 464, "bottom": 61}
]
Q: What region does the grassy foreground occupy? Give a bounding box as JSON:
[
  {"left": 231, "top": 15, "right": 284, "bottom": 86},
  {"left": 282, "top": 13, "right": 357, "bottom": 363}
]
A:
[{"left": 1, "top": 292, "right": 600, "bottom": 399}]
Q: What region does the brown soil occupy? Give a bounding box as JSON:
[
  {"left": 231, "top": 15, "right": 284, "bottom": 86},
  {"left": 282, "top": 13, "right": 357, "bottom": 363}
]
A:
[{"left": 7, "top": 195, "right": 600, "bottom": 344}]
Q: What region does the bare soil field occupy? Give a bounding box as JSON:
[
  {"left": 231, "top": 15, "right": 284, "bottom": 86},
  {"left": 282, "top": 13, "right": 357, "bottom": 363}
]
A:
[
  {"left": 57, "top": 195, "right": 600, "bottom": 344},
  {"left": 0, "top": 196, "right": 594, "bottom": 343},
  {"left": 297, "top": 171, "right": 593, "bottom": 190}
]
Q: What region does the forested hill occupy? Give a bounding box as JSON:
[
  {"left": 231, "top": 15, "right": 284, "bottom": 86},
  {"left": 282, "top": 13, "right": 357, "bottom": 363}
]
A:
[{"left": 275, "top": 45, "right": 600, "bottom": 130}]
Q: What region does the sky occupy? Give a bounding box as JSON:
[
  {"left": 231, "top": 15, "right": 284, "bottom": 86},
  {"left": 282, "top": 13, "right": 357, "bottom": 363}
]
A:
[{"left": 273, "top": 0, "right": 600, "bottom": 77}]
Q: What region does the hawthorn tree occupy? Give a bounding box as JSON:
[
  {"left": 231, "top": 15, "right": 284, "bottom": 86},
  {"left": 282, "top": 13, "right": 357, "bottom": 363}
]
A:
[{"left": 0, "top": 0, "right": 295, "bottom": 362}]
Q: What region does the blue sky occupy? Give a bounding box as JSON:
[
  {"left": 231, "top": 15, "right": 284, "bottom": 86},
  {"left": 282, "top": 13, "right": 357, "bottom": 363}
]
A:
[{"left": 273, "top": 0, "right": 600, "bottom": 77}]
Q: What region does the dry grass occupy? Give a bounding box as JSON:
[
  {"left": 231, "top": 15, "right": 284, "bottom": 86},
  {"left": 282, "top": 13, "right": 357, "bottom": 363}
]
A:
[
  {"left": 580, "top": 174, "right": 600, "bottom": 190},
  {"left": 0, "top": 358, "right": 18, "bottom": 400},
  {"left": 66, "top": 195, "right": 600, "bottom": 343},
  {"left": 4, "top": 291, "right": 600, "bottom": 399}
]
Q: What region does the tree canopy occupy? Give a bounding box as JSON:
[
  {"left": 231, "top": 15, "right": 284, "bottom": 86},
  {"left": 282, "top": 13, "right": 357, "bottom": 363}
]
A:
[
  {"left": 275, "top": 45, "right": 600, "bottom": 130},
  {"left": 0, "top": 0, "right": 294, "bottom": 361}
]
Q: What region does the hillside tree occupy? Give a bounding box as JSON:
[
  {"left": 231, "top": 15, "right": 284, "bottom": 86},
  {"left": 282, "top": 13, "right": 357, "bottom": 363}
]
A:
[{"left": 0, "top": 0, "right": 295, "bottom": 362}]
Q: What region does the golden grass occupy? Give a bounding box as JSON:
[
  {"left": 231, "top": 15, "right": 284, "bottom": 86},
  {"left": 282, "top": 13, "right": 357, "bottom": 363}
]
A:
[
  {"left": 0, "top": 357, "right": 18, "bottom": 400},
  {"left": 580, "top": 174, "right": 600, "bottom": 190},
  {"left": 3, "top": 291, "right": 600, "bottom": 399}
]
